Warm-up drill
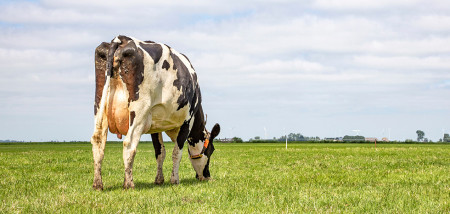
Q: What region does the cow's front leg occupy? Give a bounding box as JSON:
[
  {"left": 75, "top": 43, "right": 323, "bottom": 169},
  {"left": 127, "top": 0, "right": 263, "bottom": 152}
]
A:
[
  {"left": 90, "top": 112, "right": 108, "bottom": 190},
  {"left": 122, "top": 115, "right": 148, "bottom": 189},
  {"left": 151, "top": 133, "right": 166, "bottom": 185},
  {"left": 171, "top": 144, "right": 183, "bottom": 184}
]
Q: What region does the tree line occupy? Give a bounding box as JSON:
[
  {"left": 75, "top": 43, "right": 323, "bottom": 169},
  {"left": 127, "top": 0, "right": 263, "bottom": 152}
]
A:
[{"left": 224, "top": 130, "right": 450, "bottom": 143}]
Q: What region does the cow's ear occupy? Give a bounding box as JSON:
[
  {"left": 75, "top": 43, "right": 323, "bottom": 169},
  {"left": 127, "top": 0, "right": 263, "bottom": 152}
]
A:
[{"left": 210, "top": 123, "right": 220, "bottom": 140}]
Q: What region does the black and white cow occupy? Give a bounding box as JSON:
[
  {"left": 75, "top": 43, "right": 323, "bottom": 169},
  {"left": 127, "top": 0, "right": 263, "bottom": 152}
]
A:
[{"left": 91, "top": 35, "right": 220, "bottom": 190}]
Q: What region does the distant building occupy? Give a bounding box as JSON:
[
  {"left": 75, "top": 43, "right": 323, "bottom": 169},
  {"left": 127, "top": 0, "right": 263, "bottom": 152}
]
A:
[
  {"left": 381, "top": 137, "right": 389, "bottom": 142},
  {"left": 324, "top": 137, "right": 343, "bottom": 142},
  {"left": 365, "top": 137, "right": 378, "bottom": 142},
  {"left": 216, "top": 138, "right": 233, "bottom": 143}
]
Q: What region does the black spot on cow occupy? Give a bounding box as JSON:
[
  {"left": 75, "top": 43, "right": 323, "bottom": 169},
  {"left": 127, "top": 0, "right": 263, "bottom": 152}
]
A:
[
  {"left": 117, "top": 41, "right": 144, "bottom": 102},
  {"left": 106, "top": 41, "right": 120, "bottom": 77},
  {"left": 205, "top": 123, "right": 220, "bottom": 158},
  {"left": 176, "top": 121, "right": 190, "bottom": 150},
  {"left": 151, "top": 133, "right": 162, "bottom": 159},
  {"left": 186, "top": 106, "right": 206, "bottom": 147},
  {"left": 162, "top": 60, "right": 170, "bottom": 70},
  {"left": 202, "top": 158, "right": 211, "bottom": 178},
  {"left": 171, "top": 51, "right": 195, "bottom": 111},
  {"left": 140, "top": 43, "right": 163, "bottom": 64},
  {"left": 129, "top": 111, "right": 136, "bottom": 126},
  {"left": 144, "top": 40, "right": 155, "bottom": 43},
  {"left": 181, "top": 53, "right": 195, "bottom": 70},
  {"left": 192, "top": 72, "right": 198, "bottom": 83}
]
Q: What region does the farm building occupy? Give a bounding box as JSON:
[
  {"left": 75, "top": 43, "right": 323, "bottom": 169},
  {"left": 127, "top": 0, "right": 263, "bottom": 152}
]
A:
[
  {"left": 216, "top": 138, "right": 233, "bottom": 143},
  {"left": 365, "top": 137, "right": 378, "bottom": 142}
]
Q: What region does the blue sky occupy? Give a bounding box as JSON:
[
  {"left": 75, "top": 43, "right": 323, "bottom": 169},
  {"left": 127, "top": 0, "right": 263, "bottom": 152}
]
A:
[{"left": 0, "top": 0, "right": 449, "bottom": 141}]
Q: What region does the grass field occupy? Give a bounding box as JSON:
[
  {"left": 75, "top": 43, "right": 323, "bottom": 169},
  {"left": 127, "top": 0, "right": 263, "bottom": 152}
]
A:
[{"left": 0, "top": 142, "right": 449, "bottom": 213}]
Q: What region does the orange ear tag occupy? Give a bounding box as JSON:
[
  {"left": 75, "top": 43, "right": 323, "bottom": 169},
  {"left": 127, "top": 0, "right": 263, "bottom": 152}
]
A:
[{"left": 203, "top": 139, "right": 210, "bottom": 148}]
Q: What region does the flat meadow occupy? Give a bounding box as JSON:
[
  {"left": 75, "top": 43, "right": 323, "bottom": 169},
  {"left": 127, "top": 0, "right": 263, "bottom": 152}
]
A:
[{"left": 0, "top": 142, "right": 448, "bottom": 213}]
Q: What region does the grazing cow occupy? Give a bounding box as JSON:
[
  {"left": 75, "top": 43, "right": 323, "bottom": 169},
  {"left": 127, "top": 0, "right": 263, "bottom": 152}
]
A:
[{"left": 91, "top": 35, "right": 220, "bottom": 190}]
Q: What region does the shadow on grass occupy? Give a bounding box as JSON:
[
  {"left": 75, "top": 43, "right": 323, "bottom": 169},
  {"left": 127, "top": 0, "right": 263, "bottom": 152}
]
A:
[{"left": 103, "top": 178, "right": 201, "bottom": 191}]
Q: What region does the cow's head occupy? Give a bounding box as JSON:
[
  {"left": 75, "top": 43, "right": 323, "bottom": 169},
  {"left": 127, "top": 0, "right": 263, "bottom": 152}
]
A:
[{"left": 189, "top": 123, "right": 220, "bottom": 180}]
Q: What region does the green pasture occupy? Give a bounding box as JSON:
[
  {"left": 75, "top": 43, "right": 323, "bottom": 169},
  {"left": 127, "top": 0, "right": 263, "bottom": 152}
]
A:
[{"left": 0, "top": 142, "right": 449, "bottom": 213}]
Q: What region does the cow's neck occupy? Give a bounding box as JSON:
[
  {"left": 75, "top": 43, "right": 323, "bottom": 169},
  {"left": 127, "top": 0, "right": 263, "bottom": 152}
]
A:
[{"left": 187, "top": 105, "right": 207, "bottom": 147}]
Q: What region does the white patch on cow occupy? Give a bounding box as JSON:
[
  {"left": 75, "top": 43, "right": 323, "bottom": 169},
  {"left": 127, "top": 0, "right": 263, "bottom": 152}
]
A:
[
  {"left": 113, "top": 37, "right": 122, "bottom": 44},
  {"left": 171, "top": 145, "right": 182, "bottom": 184},
  {"left": 194, "top": 95, "right": 199, "bottom": 109},
  {"left": 188, "top": 115, "right": 195, "bottom": 131},
  {"left": 189, "top": 147, "right": 208, "bottom": 180}
]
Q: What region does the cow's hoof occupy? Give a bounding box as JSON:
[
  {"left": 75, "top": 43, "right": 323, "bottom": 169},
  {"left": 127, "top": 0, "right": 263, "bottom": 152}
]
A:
[
  {"left": 123, "top": 180, "right": 135, "bottom": 189},
  {"left": 155, "top": 176, "right": 164, "bottom": 185},
  {"left": 123, "top": 183, "right": 135, "bottom": 189},
  {"left": 93, "top": 179, "right": 103, "bottom": 190},
  {"left": 170, "top": 177, "right": 179, "bottom": 185},
  {"left": 93, "top": 183, "right": 103, "bottom": 191},
  {"left": 199, "top": 177, "right": 211, "bottom": 181}
]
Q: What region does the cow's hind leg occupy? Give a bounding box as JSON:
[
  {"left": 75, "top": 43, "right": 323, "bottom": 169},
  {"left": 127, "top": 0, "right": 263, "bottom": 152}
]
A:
[
  {"left": 122, "top": 112, "right": 150, "bottom": 189},
  {"left": 151, "top": 133, "right": 165, "bottom": 185},
  {"left": 122, "top": 132, "right": 142, "bottom": 189},
  {"left": 90, "top": 112, "right": 108, "bottom": 190}
]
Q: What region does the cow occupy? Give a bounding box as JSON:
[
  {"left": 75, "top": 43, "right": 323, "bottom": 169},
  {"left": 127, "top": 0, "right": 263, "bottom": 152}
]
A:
[{"left": 90, "top": 35, "right": 220, "bottom": 190}]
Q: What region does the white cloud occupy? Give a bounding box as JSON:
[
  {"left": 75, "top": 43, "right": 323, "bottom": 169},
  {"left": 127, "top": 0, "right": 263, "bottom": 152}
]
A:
[
  {"left": 240, "top": 59, "right": 334, "bottom": 73},
  {"left": 0, "top": 2, "right": 114, "bottom": 24},
  {"left": 0, "top": 28, "right": 101, "bottom": 50},
  {"left": 312, "top": 0, "right": 420, "bottom": 11},
  {"left": 0, "top": 48, "right": 90, "bottom": 72},
  {"left": 354, "top": 55, "right": 450, "bottom": 70},
  {"left": 415, "top": 15, "right": 450, "bottom": 33}
]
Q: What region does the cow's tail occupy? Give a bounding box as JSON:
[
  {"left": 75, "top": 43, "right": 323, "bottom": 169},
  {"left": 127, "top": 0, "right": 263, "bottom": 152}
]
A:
[{"left": 94, "top": 37, "right": 121, "bottom": 130}]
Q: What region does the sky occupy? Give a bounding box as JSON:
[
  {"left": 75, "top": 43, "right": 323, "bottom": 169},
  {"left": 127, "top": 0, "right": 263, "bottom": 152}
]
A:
[{"left": 0, "top": 0, "right": 449, "bottom": 142}]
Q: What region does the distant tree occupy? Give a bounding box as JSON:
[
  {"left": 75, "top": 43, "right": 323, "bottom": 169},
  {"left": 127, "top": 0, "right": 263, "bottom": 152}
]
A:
[
  {"left": 287, "top": 133, "right": 305, "bottom": 141},
  {"left": 343, "top": 135, "right": 365, "bottom": 142},
  {"left": 232, "top": 137, "right": 243, "bottom": 143},
  {"left": 444, "top": 133, "right": 450, "bottom": 142},
  {"left": 277, "top": 133, "right": 317, "bottom": 142},
  {"left": 416, "top": 130, "right": 425, "bottom": 142},
  {"left": 254, "top": 136, "right": 261, "bottom": 140}
]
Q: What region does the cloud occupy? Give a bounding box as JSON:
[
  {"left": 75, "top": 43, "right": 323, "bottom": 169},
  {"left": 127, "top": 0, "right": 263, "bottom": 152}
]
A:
[
  {"left": 0, "top": 0, "right": 449, "bottom": 141},
  {"left": 354, "top": 55, "right": 450, "bottom": 70},
  {"left": 415, "top": 15, "right": 450, "bottom": 32},
  {"left": 312, "top": 0, "right": 419, "bottom": 11},
  {"left": 0, "top": 2, "right": 114, "bottom": 24}
]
